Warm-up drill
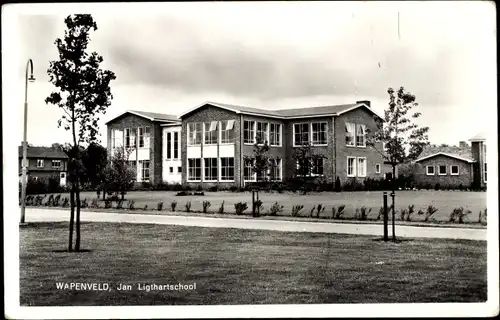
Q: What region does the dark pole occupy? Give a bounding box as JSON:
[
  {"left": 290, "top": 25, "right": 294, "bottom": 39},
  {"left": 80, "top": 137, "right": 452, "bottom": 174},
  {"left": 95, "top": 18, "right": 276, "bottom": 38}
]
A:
[
  {"left": 252, "top": 190, "right": 255, "bottom": 216},
  {"left": 383, "top": 192, "right": 388, "bottom": 241},
  {"left": 391, "top": 191, "right": 396, "bottom": 241}
]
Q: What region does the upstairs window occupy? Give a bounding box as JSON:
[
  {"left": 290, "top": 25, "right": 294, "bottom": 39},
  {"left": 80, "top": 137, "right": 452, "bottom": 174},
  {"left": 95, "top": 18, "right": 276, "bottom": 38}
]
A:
[
  {"left": 345, "top": 123, "right": 355, "bottom": 146},
  {"left": 188, "top": 123, "right": 202, "bottom": 146},
  {"left": 244, "top": 121, "right": 255, "bottom": 144},
  {"left": 112, "top": 129, "right": 123, "bottom": 149},
  {"left": 256, "top": 122, "right": 268, "bottom": 144},
  {"left": 294, "top": 123, "right": 309, "bottom": 146},
  {"left": 173, "top": 132, "right": 179, "bottom": 159},
  {"left": 124, "top": 128, "right": 131, "bottom": 148},
  {"left": 51, "top": 160, "right": 61, "bottom": 169},
  {"left": 312, "top": 122, "right": 328, "bottom": 145},
  {"left": 138, "top": 127, "right": 150, "bottom": 148},
  {"left": 269, "top": 123, "right": 281, "bottom": 146},
  {"left": 204, "top": 121, "right": 218, "bottom": 145},
  {"left": 166, "top": 132, "right": 172, "bottom": 159},
  {"left": 37, "top": 159, "right": 44, "bottom": 168},
  {"left": 221, "top": 120, "right": 235, "bottom": 144},
  {"left": 356, "top": 124, "right": 366, "bottom": 147}
]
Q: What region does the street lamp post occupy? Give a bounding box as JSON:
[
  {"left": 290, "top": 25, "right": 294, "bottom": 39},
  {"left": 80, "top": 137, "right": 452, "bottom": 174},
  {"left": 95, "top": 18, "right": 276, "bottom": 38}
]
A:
[{"left": 20, "top": 59, "right": 35, "bottom": 224}]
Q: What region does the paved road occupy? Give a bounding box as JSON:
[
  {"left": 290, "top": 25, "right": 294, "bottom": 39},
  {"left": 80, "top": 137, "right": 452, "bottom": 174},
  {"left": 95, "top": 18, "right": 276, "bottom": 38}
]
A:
[{"left": 25, "top": 208, "right": 487, "bottom": 241}]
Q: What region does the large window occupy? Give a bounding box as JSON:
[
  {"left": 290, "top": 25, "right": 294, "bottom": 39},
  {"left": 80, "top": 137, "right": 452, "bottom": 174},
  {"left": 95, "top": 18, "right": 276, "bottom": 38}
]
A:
[
  {"left": 312, "top": 122, "right": 327, "bottom": 145},
  {"left": 51, "top": 160, "right": 61, "bottom": 169},
  {"left": 204, "top": 158, "right": 218, "bottom": 181},
  {"left": 37, "top": 159, "right": 44, "bottom": 168},
  {"left": 357, "top": 157, "right": 367, "bottom": 177},
  {"left": 484, "top": 163, "right": 487, "bottom": 182},
  {"left": 188, "top": 123, "right": 202, "bottom": 146},
  {"left": 426, "top": 166, "right": 435, "bottom": 175},
  {"left": 244, "top": 158, "right": 255, "bottom": 181},
  {"left": 112, "top": 129, "right": 123, "bottom": 149},
  {"left": 244, "top": 120, "right": 255, "bottom": 144},
  {"left": 204, "top": 121, "right": 218, "bottom": 145},
  {"left": 220, "top": 157, "right": 235, "bottom": 181},
  {"left": 347, "top": 157, "right": 356, "bottom": 177},
  {"left": 345, "top": 123, "right": 355, "bottom": 146},
  {"left": 221, "top": 120, "right": 235, "bottom": 144},
  {"left": 438, "top": 165, "right": 447, "bottom": 175},
  {"left": 269, "top": 123, "right": 281, "bottom": 146},
  {"left": 138, "top": 127, "right": 150, "bottom": 148},
  {"left": 173, "top": 132, "right": 179, "bottom": 159},
  {"left": 312, "top": 158, "right": 324, "bottom": 176},
  {"left": 166, "top": 132, "right": 172, "bottom": 159},
  {"left": 356, "top": 124, "right": 366, "bottom": 147},
  {"left": 256, "top": 122, "right": 268, "bottom": 143},
  {"left": 294, "top": 123, "right": 310, "bottom": 146},
  {"left": 450, "top": 165, "right": 459, "bottom": 175},
  {"left": 270, "top": 158, "right": 282, "bottom": 181},
  {"left": 188, "top": 158, "right": 201, "bottom": 181},
  {"left": 139, "top": 160, "right": 150, "bottom": 181},
  {"left": 124, "top": 128, "right": 131, "bottom": 148}
]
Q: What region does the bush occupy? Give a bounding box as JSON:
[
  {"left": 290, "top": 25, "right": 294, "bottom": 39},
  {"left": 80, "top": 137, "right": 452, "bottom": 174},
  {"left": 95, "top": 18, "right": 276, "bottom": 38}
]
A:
[
  {"left": 377, "top": 207, "right": 384, "bottom": 220},
  {"left": 202, "top": 201, "right": 211, "bottom": 213},
  {"left": 194, "top": 192, "right": 204, "bottom": 196},
  {"left": 419, "top": 205, "right": 438, "bottom": 222},
  {"left": 116, "top": 199, "right": 124, "bottom": 209},
  {"left": 399, "top": 208, "right": 407, "bottom": 221},
  {"left": 61, "top": 197, "right": 69, "bottom": 208},
  {"left": 359, "top": 206, "right": 371, "bottom": 220},
  {"left": 80, "top": 198, "right": 89, "bottom": 209},
  {"left": 234, "top": 202, "right": 248, "bottom": 215},
  {"left": 450, "top": 207, "right": 471, "bottom": 223},
  {"left": 185, "top": 201, "right": 192, "bottom": 212},
  {"left": 196, "top": 185, "right": 203, "bottom": 192},
  {"left": 291, "top": 204, "right": 304, "bottom": 217},
  {"left": 434, "top": 183, "right": 441, "bottom": 191},
  {"left": 170, "top": 201, "right": 177, "bottom": 212},
  {"left": 266, "top": 202, "right": 284, "bottom": 216},
  {"left": 127, "top": 200, "right": 135, "bottom": 210},
  {"left": 143, "top": 204, "right": 148, "bottom": 211},
  {"left": 104, "top": 199, "right": 112, "bottom": 209},
  {"left": 314, "top": 204, "right": 325, "bottom": 218},
  {"left": 363, "top": 178, "right": 388, "bottom": 191},
  {"left": 342, "top": 178, "right": 364, "bottom": 191},
  {"left": 176, "top": 191, "right": 190, "bottom": 196},
  {"left": 157, "top": 201, "right": 164, "bottom": 211},
  {"left": 218, "top": 201, "right": 225, "bottom": 214},
  {"left": 406, "top": 205, "right": 415, "bottom": 221},
  {"left": 91, "top": 198, "right": 100, "bottom": 209},
  {"left": 230, "top": 186, "right": 239, "bottom": 192},
  {"left": 332, "top": 205, "right": 346, "bottom": 219},
  {"left": 45, "top": 194, "right": 54, "bottom": 206},
  {"left": 53, "top": 194, "right": 61, "bottom": 207},
  {"left": 208, "top": 186, "right": 218, "bottom": 192},
  {"left": 479, "top": 208, "right": 487, "bottom": 224}
]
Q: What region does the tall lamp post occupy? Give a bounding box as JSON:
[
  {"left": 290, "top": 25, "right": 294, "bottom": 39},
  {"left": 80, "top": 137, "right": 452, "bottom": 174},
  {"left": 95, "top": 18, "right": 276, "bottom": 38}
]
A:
[{"left": 20, "top": 59, "right": 36, "bottom": 224}]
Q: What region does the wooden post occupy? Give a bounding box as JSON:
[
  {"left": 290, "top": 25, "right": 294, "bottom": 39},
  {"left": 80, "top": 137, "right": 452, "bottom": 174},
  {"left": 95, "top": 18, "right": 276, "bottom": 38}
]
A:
[
  {"left": 383, "top": 192, "right": 388, "bottom": 241},
  {"left": 252, "top": 190, "right": 255, "bottom": 216},
  {"left": 391, "top": 191, "right": 396, "bottom": 241}
]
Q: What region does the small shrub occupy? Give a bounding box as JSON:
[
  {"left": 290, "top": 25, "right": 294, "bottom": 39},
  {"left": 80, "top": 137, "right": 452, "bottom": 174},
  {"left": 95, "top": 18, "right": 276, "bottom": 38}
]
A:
[
  {"left": 80, "top": 198, "right": 88, "bottom": 209},
  {"left": 450, "top": 207, "right": 471, "bottom": 224},
  {"left": 104, "top": 199, "right": 112, "bottom": 209},
  {"left": 291, "top": 204, "right": 304, "bottom": 217},
  {"left": 406, "top": 205, "right": 415, "bottom": 221},
  {"left": 185, "top": 201, "right": 192, "bottom": 212},
  {"left": 310, "top": 206, "right": 316, "bottom": 218},
  {"left": 193, "top": 192, "right": 204, "bottom": 196},
  {"left": 196, "top": 185, "right": 203, "bottom": 192},
  {"left": 218, "top": 201, "right": 225, "bottom": 214},
  {"left": 157, "top": 201, "right": 164, "bottom": 211},
  {"left": 424, "top": 205, "right": 438, "bottom": 222},
  {"left": 359, "top": 206, "right": 371, "bottom": 220},
  {"left": 170, "top": 201, "right": 177, "bottom": 212},
  {"left": 235, "top": 202, "right": 248, "bottom": 215},
  {"left": 377, "top": 207, "right": 384, "bottom": 220},
  {"left": 116, "top": 199, "right": 124, "bottom": 209},
  {"left": 176, "top": 191, "right": 190, "bottom": 196},
  {"left": 230, "top": 186, "right": 239, "bottom": 192},
  {"left": 45, "top": 194, "right": 55, "bottom": 206},
  {"left": 127, "top": 200, "right": 135, "bottom": 210},
  {"left": 208, "top": 186, "right": 218, "bottom": 192},
  {"left": 336, "top": 205, "right": 346, "bottom": 219},
  {"left": 143, "top": 204, "right": 148, "bottom": 211},
  {"left": 315, "top": 204, "right": 325, "bottom": 218},
  {"left": 478, "top": 208, "right": 487, "bottom": 224},
  {"left": 61, "top": 197, "right": 69, "bottom": 208},
  {"left": 53, "top": 194, "right": 61, "bottom": 207},
  {"left": 267, "top": 202, "right": 284, "bottom": 216},
  {"left": 202, "top": 200, "right": 211, "bottom": 213},
  {"left": 90, "top": 198, "right": 99, "bottom": 209},
  {"left": 434, "top": 183, "right": 441, "bottom": 191}
]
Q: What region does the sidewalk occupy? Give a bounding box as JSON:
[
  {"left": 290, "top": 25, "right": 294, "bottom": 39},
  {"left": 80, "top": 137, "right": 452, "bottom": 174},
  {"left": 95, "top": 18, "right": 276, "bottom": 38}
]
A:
[{"left": 25, "top": 208, "right": 487, "bottom": 240}]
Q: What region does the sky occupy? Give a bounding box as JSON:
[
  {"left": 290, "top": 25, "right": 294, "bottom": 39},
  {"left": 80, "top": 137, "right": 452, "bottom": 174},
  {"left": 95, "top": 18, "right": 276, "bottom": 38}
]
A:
[{"left": 3, "top": 1, "right": 497, "bottom": 148}]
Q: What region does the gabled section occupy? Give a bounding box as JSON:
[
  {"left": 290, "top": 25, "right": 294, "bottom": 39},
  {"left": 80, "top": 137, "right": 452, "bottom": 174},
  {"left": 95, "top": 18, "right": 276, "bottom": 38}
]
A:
[
  {"left": 105, "top": 110, "right": 179, "bottom": 124},
  {"left": 415, "top": 152, "right": 474, "bottom": 163}
]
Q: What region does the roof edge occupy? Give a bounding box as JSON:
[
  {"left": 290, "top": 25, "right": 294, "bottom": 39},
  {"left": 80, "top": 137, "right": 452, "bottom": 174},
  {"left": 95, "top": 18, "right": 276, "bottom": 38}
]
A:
[
  {"left": 415, "top": 152, "right": 474, "bottom": 163},
  {"left": 105, "top": 110, "right": 178, "bottom": 124}
]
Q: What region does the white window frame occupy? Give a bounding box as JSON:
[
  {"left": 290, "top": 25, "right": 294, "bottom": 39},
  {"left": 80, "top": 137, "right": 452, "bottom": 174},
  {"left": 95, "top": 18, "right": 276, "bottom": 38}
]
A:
[
  {"left": 244, "top": 158, "right": 256, "bottom": 182},
  {"left": 293, "top": 123, "right": 310, "bottom": 147},
  {"left": 220, "top": 157, "right": 235, "bottom": 182},
  {"left": 311, "top": 122, "right": 328, "bottom": 146},
  {"left": 311, "top": 157, "right": 325, "bottom": 176},
  {"left": 37, "top": 159, "right": 44, "bottom": 168},
  {"left": 426, "top": 165, "right": 435, "bottom": 175},
  {"left": 269, "top": 123, "right": 282, "bottom": 147},
  {"left": 187, "top": 123, "right": 202, "bottom": 146},
  {"left": 204, "top": 122, "right": 218, "bottom": 145},
  {"left": 357, "top": 157, "right": 367, "bottom": 177},
  {"left": 51, "top": 160, "right": 61, "bottom": 169},
  {"left": 138, "top": 127, "right": 150, "bottom": 149},
  {"left": 187, "top": 158, "right": 202, "bottom": 182},
  {"left": 139, "top": 160, "right": 150, "bottom": 182},
  {"left": 375, "top": 163, "right": 381, "bottom": 174},
  {"left": 124, "top": 128, "right": 131, "bottom": 148},
  {"left": 356, "top": 124, "right": 367, "bottom": 147},
  {"left": 484, "top": 163, "right": 487, "bottom": 183},
  {"left": 438, "top": 165, "right": 447, "bottom": 176},
  {"left": 203, "top": 158, "right": 218, "bottom": 182},
  {"left": 244, "top": 120, "right": 256, "bottom": 145},
  {"left": 270, "top": 158, "right": 283, "bottom": 181},
  {"left": 220, "top": 120, "right": 235, "bottom": 145},
  {"left": 173, "top": 131, "right": 179, "bottom": 159},
  {"left": 345, "top": 123, "right": 356, "bottom": 147},
  {"left": 347, "top": 156, "right": 356, "bottom": 177},
  {"left": 256, "top": 122, "right": 269, "bottom": 144},
  {"left": 166, "top": 132, "right": 172, "bottom": 160},
  {"left": 113, "top": 129, "right": 123, "bottom": 149},
  {"left": 450, "top": 165, "right": 459, "bottom": 176}
]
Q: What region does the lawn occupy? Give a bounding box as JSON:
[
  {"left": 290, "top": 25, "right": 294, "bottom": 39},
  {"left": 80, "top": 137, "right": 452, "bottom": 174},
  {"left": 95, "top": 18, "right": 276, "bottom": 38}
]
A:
[
  {"left": 20, "top": 222, "right": 487, "bottom": 306},
  {"left": 45, "top": 190, "right": 487, "bottom": 223}
]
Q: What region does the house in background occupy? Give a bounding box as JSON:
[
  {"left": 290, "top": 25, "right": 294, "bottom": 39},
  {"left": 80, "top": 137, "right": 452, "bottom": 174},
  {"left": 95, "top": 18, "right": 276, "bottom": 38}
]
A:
[
  {"left": 105, "top": 110, "right": 181, "bottom": 184},
  {"left": 178, "top": 100, "right": 384, "bottom": 188},
  {"left": 413, "top": 135, "right": 487, "bottom": 189},
  {"left": 18, "top": 145, "right": 69, "bottom": 186}
]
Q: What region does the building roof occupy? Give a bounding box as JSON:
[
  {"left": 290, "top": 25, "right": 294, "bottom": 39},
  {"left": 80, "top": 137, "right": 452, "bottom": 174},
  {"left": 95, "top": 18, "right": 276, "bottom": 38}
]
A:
[
  {"left": 18, "top": 146, "right": 69, "bottom": 159},
  {"left": 469, "top": 132, "right": 487, "bottom": 142},
  {"left": 105, "top": 110, "right": 179, "bottom": 124},
  {"left": 415, "top": 152, "right": 474, "bottom": 163},
  {"left": 179, "top": 101, "right": 383, "bottom": 120}
]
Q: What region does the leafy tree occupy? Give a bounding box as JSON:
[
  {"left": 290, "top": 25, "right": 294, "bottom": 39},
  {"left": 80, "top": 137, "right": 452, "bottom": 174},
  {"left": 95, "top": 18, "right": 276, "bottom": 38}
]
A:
[
  {"left": 103, "top": 148, "right": 135, "bottom": 200},
  {"left": 292, "top": 142, "right": 326, "bottom": 194},
  {"left": 45, "top": 14, "right": 116, "bottom": 252},
  {"left": 366, "top": 87, "right": 429, "bottom": 241},
  {"left": 81, "top": 142, "right": 107, "bottom": 190},
  {"left": 244, "top": 134, "right": 271, "bottom": 186}
]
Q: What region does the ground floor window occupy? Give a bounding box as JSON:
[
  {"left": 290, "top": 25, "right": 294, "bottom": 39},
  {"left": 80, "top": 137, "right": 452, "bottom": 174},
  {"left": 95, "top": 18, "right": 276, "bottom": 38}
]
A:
[
  {"left": 244, "top": 158, "right": 256, "bottom": 181},
  {"left": 450, "top": 165, "right": 459, "bottom": 175},
  {"left": 375, "top": 163, "right": 381, "bottom": 174},
  {"left": 139, "top": 160, "right": 150, "bottom": 182},
  {"left": 204, "top": 158, "right": 218, "bottom": 181},
  {"left": 312, "top": 158, "right": 324, "bottom": 176},
  {"left": 270, "top": 158, "right": 282, "bottom": 181},
  {"left": 188, "top": 158, "right": 201, "bottom": 181},
  {"left": 220, "top": 157, "right": 234, "bottom": 181},
  {"left": 347, "top": 157, "right": 356, "bottom": 177},
  {"left": 426, "top": 165, "right": 435, "bottom": 175},
  {"left": 357, "top": 157, "right": 366, "bottom": 177},
  {"left": 438, "top": 165, "right": 447, "bottom": 175}
]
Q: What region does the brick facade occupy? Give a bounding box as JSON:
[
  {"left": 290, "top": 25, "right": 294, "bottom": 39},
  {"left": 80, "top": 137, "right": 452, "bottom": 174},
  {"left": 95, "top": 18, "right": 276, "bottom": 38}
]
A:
[{"left": 414, "top": 155, "right": 473, "bottom": 188}]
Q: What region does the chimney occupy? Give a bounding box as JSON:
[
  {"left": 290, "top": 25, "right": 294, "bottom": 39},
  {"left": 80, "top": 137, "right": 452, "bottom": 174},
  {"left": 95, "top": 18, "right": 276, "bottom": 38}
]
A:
[
  {"left": 356, "top": 100, "right": 371, "bottom": 107},
  {"left": 459, "top": 141, "right": 468, "bottom": 148}
]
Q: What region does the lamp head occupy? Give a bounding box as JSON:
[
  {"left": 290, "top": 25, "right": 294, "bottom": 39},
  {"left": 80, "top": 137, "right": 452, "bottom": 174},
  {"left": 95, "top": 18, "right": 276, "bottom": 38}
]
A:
[{"left": 28, "top": 75, "right": 36, "bottom": 82}]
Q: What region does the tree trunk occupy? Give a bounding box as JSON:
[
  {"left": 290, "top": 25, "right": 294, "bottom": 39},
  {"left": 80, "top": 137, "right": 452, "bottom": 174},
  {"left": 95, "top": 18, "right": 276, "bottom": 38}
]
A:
[
  {"left": 75, "top": 178, "right": 81, "bottom": 251},
  {"left": 69, "top": 187, "right": 75, "bottom": 252}
]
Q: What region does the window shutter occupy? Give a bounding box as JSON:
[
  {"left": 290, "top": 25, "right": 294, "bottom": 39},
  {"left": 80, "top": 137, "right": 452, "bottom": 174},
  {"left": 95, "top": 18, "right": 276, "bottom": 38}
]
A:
[
  {"left": 226, "top": 119, "right": 235, "bottom": 130},
  {"left": 209, "top": 121, "right": 217, "bottom": 132}
]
